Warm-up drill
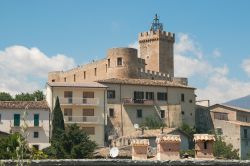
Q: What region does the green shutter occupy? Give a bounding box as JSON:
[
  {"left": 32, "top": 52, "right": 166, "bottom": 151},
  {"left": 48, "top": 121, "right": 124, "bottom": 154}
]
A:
[
  {"left": 34, "top": 114, "right": 39, "bottom": 126},
  {"left": 14, "top": 114, "right": 20, "bottom": 126}
]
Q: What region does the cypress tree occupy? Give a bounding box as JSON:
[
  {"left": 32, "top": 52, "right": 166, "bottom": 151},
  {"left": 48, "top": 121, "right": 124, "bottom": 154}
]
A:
[{"left": 51, "top": 96, "right": 65, "bottom": 142}]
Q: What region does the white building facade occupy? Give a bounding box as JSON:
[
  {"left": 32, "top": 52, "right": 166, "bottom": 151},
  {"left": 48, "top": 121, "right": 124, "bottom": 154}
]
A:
[
  {"left": 46, "top": 82, "right": 107, "bottom": 147},
  {"left": 0, "top": 101, "right": 50, "bottom": 150}
]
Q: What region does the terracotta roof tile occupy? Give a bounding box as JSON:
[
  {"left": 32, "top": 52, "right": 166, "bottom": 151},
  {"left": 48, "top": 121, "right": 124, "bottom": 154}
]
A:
[
  {"left": 0, "top": 101, "right": 49, "bottom": 110},
  {"left": 131, "top": 139, "right": 149, "bottom": 146},
  {"left": 193, "top": 134, "right": 215, "bottom": 142},
  {"left": 156, "top": 135, "right": 181, "bottom": 143},
  {"left": 47, "top": 82, "right": 108, "bottom": 88},
  {"left": 98, "top": 78, "right": 195, "bottom": 89}
]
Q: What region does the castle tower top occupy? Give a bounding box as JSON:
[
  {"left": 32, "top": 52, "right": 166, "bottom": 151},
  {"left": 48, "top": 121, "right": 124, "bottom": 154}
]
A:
[{"left": 150, "top": 14, "right": 164, "bottom": 31}]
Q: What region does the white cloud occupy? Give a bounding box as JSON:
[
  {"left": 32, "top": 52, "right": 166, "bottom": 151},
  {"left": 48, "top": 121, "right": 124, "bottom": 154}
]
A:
[
  {"left": 212, "top": 48, "right": 221, "bottom": 58},
  {"left": 242, "top": 58, "right": 250, "bottom": 77},
  {"left": 0, "top": 45, "right": 75, "bottom": 95},
  {"left": 174, "top": 33, "right": 250, "bottom": 104}
]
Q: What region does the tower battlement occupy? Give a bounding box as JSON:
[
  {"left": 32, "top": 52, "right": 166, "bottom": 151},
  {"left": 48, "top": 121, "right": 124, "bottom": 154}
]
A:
[{"left": 138, "top": 30, "right": 175, "bottom": 42}]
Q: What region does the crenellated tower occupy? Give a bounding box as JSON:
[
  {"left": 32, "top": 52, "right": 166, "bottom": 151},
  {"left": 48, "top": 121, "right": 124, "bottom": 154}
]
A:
[{"left": 139, "top": 14, "right": 175, "bottom": 77}]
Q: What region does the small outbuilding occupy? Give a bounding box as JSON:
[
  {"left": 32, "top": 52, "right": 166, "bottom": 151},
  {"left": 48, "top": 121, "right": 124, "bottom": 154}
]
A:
[
  {"left": 194, "top": 134, "right": 215, "bottom": 159},
  {"left": 131, "top": 139, "right": 149, "bottom": 160},
  {"left": 156, "top": 134, "right": 181, "bottom": 160}
]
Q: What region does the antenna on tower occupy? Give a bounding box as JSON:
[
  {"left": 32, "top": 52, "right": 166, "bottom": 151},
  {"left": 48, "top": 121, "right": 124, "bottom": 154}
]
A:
[{"left": 150, "top": 14, "right": 164, "bottom": 31}]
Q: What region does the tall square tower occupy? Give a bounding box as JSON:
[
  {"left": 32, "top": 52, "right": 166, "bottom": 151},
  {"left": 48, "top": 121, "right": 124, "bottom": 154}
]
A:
[{"left": 139, "top": 14, "right": 175, "bottom": 77}]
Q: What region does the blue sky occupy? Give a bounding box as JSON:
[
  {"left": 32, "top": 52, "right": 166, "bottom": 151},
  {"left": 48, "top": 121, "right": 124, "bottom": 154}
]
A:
[{"left": 0, "top": 0, "right": 250, "bottom": 104}]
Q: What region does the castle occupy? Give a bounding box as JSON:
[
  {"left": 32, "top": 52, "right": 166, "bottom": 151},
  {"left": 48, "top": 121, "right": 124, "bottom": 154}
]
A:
[{"left": 46, "top": 14, "right": 196, "bottom": 145}]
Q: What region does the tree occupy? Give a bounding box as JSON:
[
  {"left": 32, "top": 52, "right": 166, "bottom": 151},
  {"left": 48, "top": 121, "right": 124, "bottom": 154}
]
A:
[
  {"left": 213, "top": 135, "right": 239, "bottom": 159},
  {"left": 141, "top": 116, "right": 165, "bottom": 129},
  {"left": 32, "top": 90, "right": 44, "bottom": 101},
  {"left": 15, "top": 93, "right": 34, "bottom": 101},
  {"left": 51, "top": 96, "right": 65, "bottom": 142},
  {"left": 0, "top": 92, "right": 14, "bottom": 101},
  {"left": 44, "top": 124, "right": 97, "bottom": 159}
]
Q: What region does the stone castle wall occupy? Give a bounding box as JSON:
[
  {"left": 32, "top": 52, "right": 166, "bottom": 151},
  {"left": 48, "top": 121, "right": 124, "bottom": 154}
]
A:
[{"left": 139, "top": 30, "right": 175, "bottom": 77}]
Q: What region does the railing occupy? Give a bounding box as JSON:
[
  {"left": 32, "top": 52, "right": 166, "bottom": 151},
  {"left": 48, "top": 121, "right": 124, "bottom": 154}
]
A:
[
  {"left": 64, "top": 116, "right": 99, "bottom": 124},
  {"left": 123, "top": 98, "right": 154, "bottom": 105},
  {"left": 59, "top": 97, "right": 99, "bottom": 106}
]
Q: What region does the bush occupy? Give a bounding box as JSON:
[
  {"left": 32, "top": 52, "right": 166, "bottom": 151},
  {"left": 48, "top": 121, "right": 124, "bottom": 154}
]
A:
[{"left": 141, "top": 116, "right": 165, "bottom": 129}]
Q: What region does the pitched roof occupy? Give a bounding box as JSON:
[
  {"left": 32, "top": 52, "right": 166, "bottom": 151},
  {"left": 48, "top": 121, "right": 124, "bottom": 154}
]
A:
[
  {"left": 47, "top": 82, "right": 108, "bottom": 88},
  {"left": 210, "top": 104, "right": 250, "bottom": 113},
  {"left": 0, "top": 100, "right": 49, "bottom": 110},
  {"left": 131, "top": 139, "right": 149, "bottom": 146},
  {"left": 98, "top": 78, "right": 195, "bottom": 89},
  {"left": 156, "top": 135, "right": 181, "bottom": 143},
  {"left": 193, "top": 134, "right": 215, "bottom": 142}
]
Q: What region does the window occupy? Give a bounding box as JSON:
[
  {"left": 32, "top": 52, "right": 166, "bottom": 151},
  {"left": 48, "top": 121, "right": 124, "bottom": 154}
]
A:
[
  {"left": 108, "top": 59, "right": 110, "bottom": 67},
  {"left": 84, "top": 71, "right": 86, "bottom": 79},
  {"left": 14, "top": 114, "right": 20, "bottom": 126},
  {"left": 94, "top": 68, "right": 97, "bottom": 76},
  {"left": 181, "top": 93, "right": 185, "bottom": 102},
  {"left": 189, "top": 99, "right": 193, "bottom": 103},
  {"left": 32, "top": 145, "right": 39, "bottom": 150},
  {"left": 204, "top": 141, "right": 208, "bottom": 149},
  {"left": 181, "top": 111, "right": 185, "bottom": 115},
  {"left": 83, "top": 92, "right": 94, "bottom": 98},
  {"left": 82, "top": 127, "right": 95, "bottom": 135},
  {"left": 146, "top": 92, "right": 154, "bottom": 100},
  {"left": 214, "top": 112, "right": 228, "bottom": 120},
  {"left": 64, "top": 91, "right": 73, "bottom": 103},
  {"left": 117, "top": 57, "right": 123, "bottom": 66},
  {"left": 137, "top": 109, "right": 142, "bottom": 118},
  {"left": 160, "top": 110, "right": 165, "bottom": 118},
  {"left": 34, "top": 114, "right": 39, "bottom": 126},
  {"left": 64, "top": 77, "right": 66, "bottom": 82},
  {"left": 64, "top": 109, "right": 72, "bottom": 121},
  {"left": 109, "top": 108, "right": 114, "bottom": 117},
  {"left": 134, "top": 91, "right": 144, "bottom": 99},
  {"left": 52, "top": 79, "right": 55, "bottom": 82},
  {"left": 107, "top": 90, "right": 115, "bottom": 99},
  {"left": 34, "top": 132, "right": 39, "bottom": 138},
  {"left": 244, "top": 129, "right": 248, "bottom": 138},
  {"left": 157, "top": 92, "right": 167, "bottom": 101},
  {"left": 82, "top": 109, "right": 94, "bottom": 116},
  {"left": 74, "top": 74, "right": 76, "bottom": 82}
]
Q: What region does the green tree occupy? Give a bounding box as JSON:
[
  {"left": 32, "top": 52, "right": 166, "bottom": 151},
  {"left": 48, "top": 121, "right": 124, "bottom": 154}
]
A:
[
  {"left": 15, "top": 93, "right": 34, "bottom": 101},
  {"left": 51, "top": 96, "right": 65, "bottom": 142},
  {"left": 213, "top": 135, "right": 239, "bottom": 159},
  {"left": 44, "top": 124, "right": 97, "bottom": 159},
  {"left": 141, "top": 116, "right": 165, "bottom": 129},
  {"left": 0, "top": 133, "right": 29, "bottom": 159},
  {"left": 32, "top": 90, "right": 44, "bottom": 101},
  {"left": 0, "top": 92, "right": 14, "bottom": 101}
]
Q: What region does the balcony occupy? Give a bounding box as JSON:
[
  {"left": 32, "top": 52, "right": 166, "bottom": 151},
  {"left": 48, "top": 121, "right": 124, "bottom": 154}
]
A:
[
  {"left": 59, "top": 97, "right": 99, "bottom": 106},
  {"left": 64, "top": 116, "right": 100, "bottom": 124},
  {"left": 123, "top": 98, "right": 154, "bottom": 105}
]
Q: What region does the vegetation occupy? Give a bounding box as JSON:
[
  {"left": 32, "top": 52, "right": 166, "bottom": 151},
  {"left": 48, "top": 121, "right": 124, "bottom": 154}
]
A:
[
  {"left": 179, "top": 123, "right": 197, "bottom": 136},
  {"left": 51, "top": 96, "right": 65, "bottom": 142},
  {"left": 213, "top": 135, "right": 239, "bottom": 159},
  {"left": 141, "top": 116, "right": 165, "bottom": 129},
  {"left": 44, "top": 124, "right": 97, "bottom": 159},
  {"left": 0, "top": 92, "right": 14, "bottom": 101},
  {"left": 0, "top": 90, "right": 44, "bottom": 101}
]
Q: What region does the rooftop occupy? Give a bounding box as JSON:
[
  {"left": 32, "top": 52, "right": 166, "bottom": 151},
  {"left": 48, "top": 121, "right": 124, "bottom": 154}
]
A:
[
  {"left": 193, "top": 134, "right": 215, "bottom": 142},
  {"left": 210, "top": 104, "right": 250, "bottom": 113},
  {"left": 156, "top": 135, "right": 181, "bottom": 143},
  {"left": 0, "top": 100, "right": 49, "bottom": 110},
  {"left": 98, "top": 78, "right": 195, "bottom": 89},
  {"left": 47, "top": 82, "right": 108, "bottom": 88}
]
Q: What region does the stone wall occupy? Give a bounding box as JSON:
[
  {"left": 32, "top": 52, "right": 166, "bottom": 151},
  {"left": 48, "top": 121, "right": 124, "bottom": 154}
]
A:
[{"left": 1, "top": 159, "right": 250, "bottom": 166}]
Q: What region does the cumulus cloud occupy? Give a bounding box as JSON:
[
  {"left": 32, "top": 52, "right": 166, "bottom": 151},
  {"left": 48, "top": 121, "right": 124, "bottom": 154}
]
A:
[
  {"left": 175, "top": 33, "right": 250, "bottom": 104},
  {"left": 242, "top": 58, "right": 250, "bottom": 77},
  {"left": 0, "top": 45, "right": 75, "bottom": 95}
]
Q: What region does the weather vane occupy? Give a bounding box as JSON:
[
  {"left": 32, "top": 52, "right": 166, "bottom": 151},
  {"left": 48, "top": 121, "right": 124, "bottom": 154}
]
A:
[{"left": 150, "top": 14, "right": 163, "bottom": 31}]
